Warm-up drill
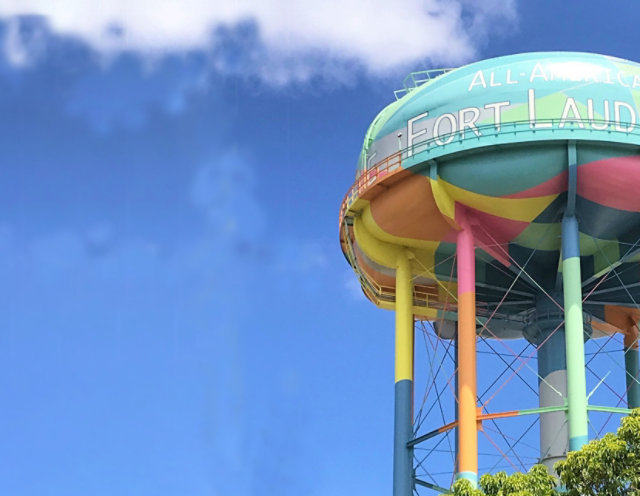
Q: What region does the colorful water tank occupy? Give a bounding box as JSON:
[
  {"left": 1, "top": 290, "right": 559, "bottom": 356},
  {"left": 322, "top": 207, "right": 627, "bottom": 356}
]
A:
[{"left": 340, "top": 52, "right": 640, "bottom": 494}]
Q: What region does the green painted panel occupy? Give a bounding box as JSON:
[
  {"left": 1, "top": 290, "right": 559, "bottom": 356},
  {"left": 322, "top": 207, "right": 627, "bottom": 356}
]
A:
[{"left": 436, "top": 142, "right": 566, "bottom": 196}]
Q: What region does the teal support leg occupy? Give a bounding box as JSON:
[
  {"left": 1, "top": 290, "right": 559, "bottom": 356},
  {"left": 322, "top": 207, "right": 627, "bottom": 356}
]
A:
[
  {"left": 624, "top": 338, "right": 640, "bottom": 409},
  {"left": 393, "top": 380, "right": 413, "bottom": 496},
  {"left": 561, "top": 215, "right": 589, "bottom": 451}
]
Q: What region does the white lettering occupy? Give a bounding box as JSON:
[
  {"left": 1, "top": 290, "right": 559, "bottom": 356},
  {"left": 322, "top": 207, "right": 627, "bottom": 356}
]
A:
[
  {"left": 559, "top": 97, "right": 585, "bottom": 128},
  {"left": 468, "top": 71, "right": 487, "bottom": 91},
  {"left": 433, "top": 113, "right": 457, "bottom": 145},
  {"left": 528, "top": 89, "right": 552, "bottom": 129},
  {"left": 484, "top": 101, "right": 510, "bottom": 132},
  {"left": 407, "top": 112, "right": 429, "bottom": 156},
  {"left": 587, "top": 99, "right": 610, "bottom": 130},
  {"left": 633, "top": 74, "right": 640, "bottom": 89},
  {"left": 614, "top": 101, "right": 636, "bottom": 132},
  {"left": 617, "top": 72, "right": 631, "bottom": 88},
  {"left": 529, "top": 63, "right": 548, "bottom": 82},
  {"left": 489, "top": 72, "right": 502, "bottom": 88},
  {"left": 506, "top": 69, "right": 518, "bottom": 85},
  {"left": 458, "top": 107, "right": 481, "bottom": 138},
  {"left": 603, "top": 69, "right": 615, "bottom": 85}
]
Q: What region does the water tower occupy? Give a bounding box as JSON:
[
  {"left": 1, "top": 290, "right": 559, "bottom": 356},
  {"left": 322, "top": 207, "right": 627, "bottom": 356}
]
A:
[{"left": 339, "top": 52, "right": 640, "bottom": 494}]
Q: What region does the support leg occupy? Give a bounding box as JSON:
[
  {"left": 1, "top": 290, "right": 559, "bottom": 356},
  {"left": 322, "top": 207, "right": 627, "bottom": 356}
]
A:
[
  {"left": 456, "top": 225, "right": 478, "bottom": 487},
  {"left": 624, "top": 327, "right": 640, "bottom": 409},
  {"left": 393, "top": 251, "right": 414, "bottom": 496},
  {"left": 561, "top": 215, "right": 589, "bottom": 451}
]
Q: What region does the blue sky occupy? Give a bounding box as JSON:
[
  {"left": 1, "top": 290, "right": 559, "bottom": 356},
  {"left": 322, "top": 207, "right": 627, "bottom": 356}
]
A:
[{"left": 1, "top": 2, "right": 640, "bottom": 495}]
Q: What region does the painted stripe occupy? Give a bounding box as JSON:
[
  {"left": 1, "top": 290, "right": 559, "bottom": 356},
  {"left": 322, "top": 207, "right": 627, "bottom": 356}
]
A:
[
  {"left": 441, "top": 179, "right": 558, "bottom": 222},
  {"left": 455, "top": 472, "right": 478, "bottom": 486},
  {"left": 431, "top": 176, "right": 457, "bottom": 224},
  {"left": 504, "top": 170, "right": 567, "bottom": 199},
  {"left": 369, "top": 174, "right": 453, "bottom": 242},
  {"left": 578, "top": 155, "right": 640, "bottom": 212},
  {"left": 353, "top": 214, "right": 404, "bottom": 269},
  {"left": 362, "top": 206, "right": 439, "bottom": 261},
  {"left": 569, "top": 435, "right": 589, "bottom": 452}
]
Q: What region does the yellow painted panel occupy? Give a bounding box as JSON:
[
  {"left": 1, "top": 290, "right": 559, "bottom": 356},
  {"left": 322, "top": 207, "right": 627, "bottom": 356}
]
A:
[{"left": 440, "top": 180, "right": 557, "bottom": 222}]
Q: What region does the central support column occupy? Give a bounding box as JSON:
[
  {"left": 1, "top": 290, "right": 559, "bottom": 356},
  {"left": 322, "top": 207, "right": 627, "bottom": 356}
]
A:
[
  {"left": 524, "top": 296, "right": 568, "bottom": 472},
  {"left": 561, "top": 215, "right": 589, "bottom": 451},
  {"left": 393, "top": 250, "right": 414, "bottom": 496},
  {"left": 456, "top": 223, "right": 478, "bottom": 487}
]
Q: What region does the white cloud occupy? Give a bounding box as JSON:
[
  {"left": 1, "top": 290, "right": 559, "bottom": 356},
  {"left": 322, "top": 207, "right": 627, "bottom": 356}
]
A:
[
  {"left": 2, "top": 15, "right": 46, "bottom": 66},
  {"left": 0, "top": 0, "right": 517, "bottom": 83}
]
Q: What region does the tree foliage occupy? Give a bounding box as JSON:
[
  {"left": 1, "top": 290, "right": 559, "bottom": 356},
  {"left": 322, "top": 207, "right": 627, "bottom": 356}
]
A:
[
  {"left": 451, "top": 409, "right": 640, "bottom": 496},
  {"left": 452, "top": 465, "right": 556, "bottom": 496},
  {"left": 556, "top": 408, "right": 640, "bottom": 495}
]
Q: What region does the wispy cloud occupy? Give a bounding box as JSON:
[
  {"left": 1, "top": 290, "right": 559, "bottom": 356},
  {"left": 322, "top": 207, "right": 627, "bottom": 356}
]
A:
[
  {"left": 190, "top": 151, "right": 266, "bottom": 242},
  {"left": 62, "top": 52, "right": 209, "bottom": 131},
  {"left": 2, "top": 16, "right": 46, "bottom": 66},
  {"left": 0, "top": 1, "right": 517, "bottom": 84}
]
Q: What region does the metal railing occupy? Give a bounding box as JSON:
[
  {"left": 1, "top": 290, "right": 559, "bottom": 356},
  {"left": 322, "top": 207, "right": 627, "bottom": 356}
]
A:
[
  {"left": 339, "top": 151, "right": 401, "bottom": 222},
  {"left": 393, "top": 69, "right": 454, "bottom": 100},
  {"left": 343, "top": 117, "right": 640, "bottom": 225},
  {"left": 340, "top": 217, "right": 440, "bottom": 310},
  {"left": 339, "top": 116, "right": 640, "bottom": 308}
]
